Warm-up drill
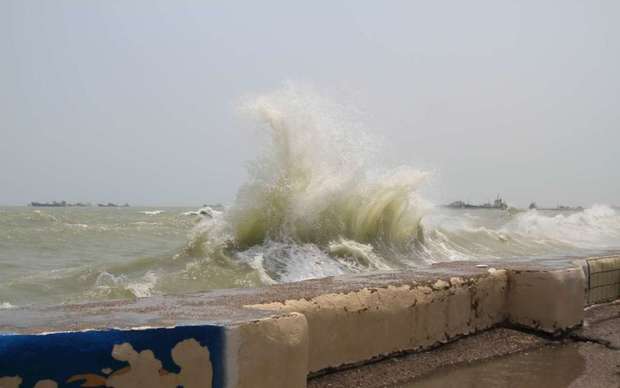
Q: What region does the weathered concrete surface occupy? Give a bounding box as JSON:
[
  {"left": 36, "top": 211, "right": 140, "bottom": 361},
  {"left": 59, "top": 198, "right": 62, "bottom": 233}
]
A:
[
  {"left": 247, "top": 270, "right": 508, "bottom": 373},
  {"left": 246, "top": 260, "right": 589, "bottom": 373},
  {"left": 569, "top": 342, "right": 620, "bottom": 388},
  {"left": 507, "top": 267, "right": 585, "bottom": 333},
  {"left": 307, "top": 328, "right": 549, "bottom": 388},
  {"left": 400, "top": 342, "right": 619, "bottom": 388},
  {"left": 572, "top": 299, "right": 620, "bottom": 349},
  {"left": 567, "top": 300, "right": 620, "bottom": 387},
  {"left": 229, "top": 312, "right": 309, "bottom": 388},
  {"left": 309, "top": 301, "right": 620, "bottom": 388}
]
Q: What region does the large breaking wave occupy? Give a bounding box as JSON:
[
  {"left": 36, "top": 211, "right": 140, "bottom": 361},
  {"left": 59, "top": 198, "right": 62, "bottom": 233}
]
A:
[
  {"left": 182, "top": 84, "right": 431, "bottom": 281},
  {"left": 229, "top": 84, "right": 428, "bottom": 249},
  {"left": 180, "top": 84, "right": 620, "bottom": 285}
]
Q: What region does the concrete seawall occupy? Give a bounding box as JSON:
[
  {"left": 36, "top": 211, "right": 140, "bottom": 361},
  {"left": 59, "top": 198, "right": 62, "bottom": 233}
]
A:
[{"left": 1, "top": 255, "right": 619, "bottom": 387}]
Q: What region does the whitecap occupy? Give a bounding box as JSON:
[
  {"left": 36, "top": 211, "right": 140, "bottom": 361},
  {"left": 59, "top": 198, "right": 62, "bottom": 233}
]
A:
[
  {"left": 181, "top": 207, "right": 220, "bottom": 218},
  {"left": 140, "top": 210, "right": 165, "bottom": 215}
]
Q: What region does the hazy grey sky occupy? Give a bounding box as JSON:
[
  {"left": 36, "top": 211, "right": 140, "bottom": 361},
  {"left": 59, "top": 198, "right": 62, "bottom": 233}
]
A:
[{"left": 1, "top": 1, "right": 618, "bottom": 207}]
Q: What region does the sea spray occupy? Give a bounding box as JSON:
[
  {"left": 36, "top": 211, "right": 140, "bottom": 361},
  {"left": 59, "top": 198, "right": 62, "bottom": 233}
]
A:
[{"left": 227, "top": 83, "right": 430, "bottom": 250}]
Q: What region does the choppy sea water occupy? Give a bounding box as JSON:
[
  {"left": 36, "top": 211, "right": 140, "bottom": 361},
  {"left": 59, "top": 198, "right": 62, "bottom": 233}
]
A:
[
  {"left": 1, "top": 205, "right": 619, "bottom": 307},
  {"left": 2, "top": 84, "right": 619, "bottom": 307}
]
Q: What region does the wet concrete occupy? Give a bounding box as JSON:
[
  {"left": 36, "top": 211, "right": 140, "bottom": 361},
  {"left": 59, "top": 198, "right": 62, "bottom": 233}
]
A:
[
  {"left": 572, "top": 300, "right": 620, "bottom": 349},
  {"left": 401, "top": 344, "right": 586, "bottom": 388},
  {"left": 307, "top": 328, "right": 549, "bottom": 387},
  {"left": 569, "top": 342, "right": 620, "bottom": 388},
  {"left": 309, "top": 301, "right": 620, "bottom": 388},
  {"left": 403, "top": 341, "right": 620, "bottom": 388}
]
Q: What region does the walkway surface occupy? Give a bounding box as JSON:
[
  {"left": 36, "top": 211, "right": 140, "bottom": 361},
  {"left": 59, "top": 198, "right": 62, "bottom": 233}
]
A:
[{"left": 309, "top": 300, "right": 620, "bottom": 388}]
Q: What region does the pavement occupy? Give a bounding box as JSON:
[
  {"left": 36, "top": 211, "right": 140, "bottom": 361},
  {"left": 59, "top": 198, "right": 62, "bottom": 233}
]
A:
[
  {"left": 309, "top": 300, "right": 620, "bottom": 388},
  {"left": 573, "top": 300, "right": 620, "bottom": 350}
]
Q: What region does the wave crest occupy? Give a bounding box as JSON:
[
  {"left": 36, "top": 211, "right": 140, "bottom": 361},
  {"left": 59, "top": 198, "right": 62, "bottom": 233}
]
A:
[{"left": 228, "top": 83, "right": 429, "bottom": 249}]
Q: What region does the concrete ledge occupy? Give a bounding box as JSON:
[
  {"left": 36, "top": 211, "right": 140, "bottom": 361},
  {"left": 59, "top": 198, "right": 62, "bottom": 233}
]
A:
[
  {"left": 507, "top": 267, "right": 585, "bottom": 333},
  {"left": 1, "top": 255, "right": 617, "bottom": 387},
  {"left": 246, "top": 270, "right": 508, "bottom": 373},
  {"left": 229, "top": 312, "right": 308, "bottom": 388}
]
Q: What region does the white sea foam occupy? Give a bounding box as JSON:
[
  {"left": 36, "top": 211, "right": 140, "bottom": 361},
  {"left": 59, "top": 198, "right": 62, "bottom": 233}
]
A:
[
  {"left": 126, "top": 271, "right": 158, "bottom": 298},
  {"left": 418, "top": 205, "right": 620, "bottom": 262},
  {"left": 92, "top": 271, "right": 158, "bottom": 299},
  {"left": 504, "top": 205, "right": 620, "bottom": 249},
  {"left": 182, "top": 206, "right": 221, "bottom": 217},
  {"left": 140, "top": 210, "right": 165, "bottom": 216},
  {"left": 65, "top": 223, "right": 89, "bottom": 229}
]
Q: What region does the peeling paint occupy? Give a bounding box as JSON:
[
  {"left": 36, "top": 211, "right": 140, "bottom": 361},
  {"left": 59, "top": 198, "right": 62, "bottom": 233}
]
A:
[
  {"left": 2, "top": 339, "right": 213, "bottom": 388},
  {"left": 33, "top": 380, "right": 57, "bottom": 388},
  {"left": 0, "top": 326, "right": 222, "bottom": 388}
]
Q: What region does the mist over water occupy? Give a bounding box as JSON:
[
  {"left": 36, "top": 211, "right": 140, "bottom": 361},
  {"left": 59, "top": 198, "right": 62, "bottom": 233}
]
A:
[{"left": 1, "top": 85, "right": 619, "bottom": 307}]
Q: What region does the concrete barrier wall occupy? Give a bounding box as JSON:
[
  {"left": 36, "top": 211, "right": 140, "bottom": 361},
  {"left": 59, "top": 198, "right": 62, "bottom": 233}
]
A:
[
  {"left": 0, "top": 314, "right": 308, "bottom": 388},
  {"left": 507, "top": 267, "right": 585, "bottom": 332},
  {"left": 0, "top": 255, "right": 618, "bottom": 387},
  {"left": 229, "top": 313, "right": 308, "bottom": 388},
  {"left": 246, "top": 270, "right": 508, "bottom": 373}
]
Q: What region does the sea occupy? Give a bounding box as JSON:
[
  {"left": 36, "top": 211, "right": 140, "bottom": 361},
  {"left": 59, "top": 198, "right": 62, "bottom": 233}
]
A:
[{"left": 2, "top": 84, "right": 619, "bottom": 308}]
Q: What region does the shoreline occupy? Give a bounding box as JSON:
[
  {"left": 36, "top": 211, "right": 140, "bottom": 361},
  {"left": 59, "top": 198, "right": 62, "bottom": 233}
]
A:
[{"left": 1, "top": 255, "right": 618, "bottom": 387}]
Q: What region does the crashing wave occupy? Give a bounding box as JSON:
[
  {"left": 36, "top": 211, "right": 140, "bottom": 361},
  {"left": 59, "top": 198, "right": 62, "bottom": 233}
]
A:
[
  {"left": 182, "top": 206, "right": 221, "bottom": 218},
  {"left": 418, "top": 204, "right": 620, "bottom": 262},
  {"left": 227, "top": 84, "right": 429, "bottom": 249},
  {"left": 503, "top": 204, "right": 620, "bottom": 249},
  {"left": 180, "top": 84, "right": 430, "bottom": 283}
]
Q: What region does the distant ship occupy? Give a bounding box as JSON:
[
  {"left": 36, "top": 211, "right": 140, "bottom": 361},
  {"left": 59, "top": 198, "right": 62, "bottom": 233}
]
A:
[
  {"left": 97, "top": 202, "right": 130, "bottom": 208},
  {"left": 445, "top": 195, "right": 508, "bottom": 210},
  {"left": 29, "top": 201, "right": 130, "bottom": 208},
  {"left": 528, "top": 202, "right": 584, "bottom": 211},
  {"left": 29, "top": 201, "right": 91, "bottom": 207}
]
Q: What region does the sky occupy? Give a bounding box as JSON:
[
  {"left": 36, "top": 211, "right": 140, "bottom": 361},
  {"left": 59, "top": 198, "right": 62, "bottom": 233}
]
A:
[{"left": 1, "top": 1, "right": 618, "bottom": 207}]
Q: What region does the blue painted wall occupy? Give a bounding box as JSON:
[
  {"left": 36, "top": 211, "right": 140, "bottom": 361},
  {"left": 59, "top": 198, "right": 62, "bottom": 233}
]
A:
[{"left": 0, "top": 325, "right": 225, "bottom": 387}]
